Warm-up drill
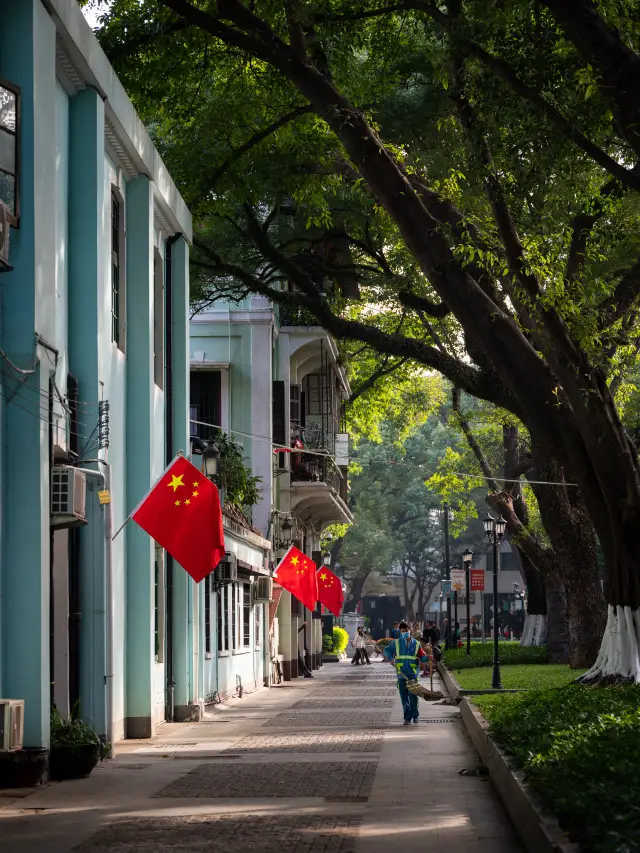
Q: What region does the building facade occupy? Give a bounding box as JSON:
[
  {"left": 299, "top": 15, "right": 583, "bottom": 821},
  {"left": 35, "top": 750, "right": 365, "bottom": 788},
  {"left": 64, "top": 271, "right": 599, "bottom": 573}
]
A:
[
  {"left": 190, "top": 297, "right": 352, "bottom": 690},
  {"left": 0, "top": 0, "right": 195, "bottom": 750}
]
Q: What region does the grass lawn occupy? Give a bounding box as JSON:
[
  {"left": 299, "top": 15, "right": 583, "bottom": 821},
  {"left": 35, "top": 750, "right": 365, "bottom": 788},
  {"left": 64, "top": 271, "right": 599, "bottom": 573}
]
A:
[
  {"left": 453, "top": 663, "right": 584, "bottom": 690},
  {"left": 472, "top": 685, "right": 640, "bottom": 853},
  {"left": 443, "top": 642, "right": 548, "bottom": 669}
]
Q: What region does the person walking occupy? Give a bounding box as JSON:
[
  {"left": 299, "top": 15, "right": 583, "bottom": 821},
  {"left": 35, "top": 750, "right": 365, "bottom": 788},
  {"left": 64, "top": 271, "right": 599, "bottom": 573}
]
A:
[
  {"left": 384, "top": 621, "right": 428, "bottom": 725},
  {"left": 351, "top": 626, "right": 371, "bottom": 665},
  {"left": 389, "top": 622, "right": 401, "bottom": 639}
]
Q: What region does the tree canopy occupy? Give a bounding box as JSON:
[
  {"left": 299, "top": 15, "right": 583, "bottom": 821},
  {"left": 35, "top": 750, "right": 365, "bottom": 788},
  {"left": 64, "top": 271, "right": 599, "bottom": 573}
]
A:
[{"left": 85, "top": 0, "right": 640, "bottom": 680}]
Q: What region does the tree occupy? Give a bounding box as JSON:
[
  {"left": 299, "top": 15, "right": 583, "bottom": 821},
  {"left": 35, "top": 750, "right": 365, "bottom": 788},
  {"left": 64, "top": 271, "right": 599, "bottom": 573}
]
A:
[{"left": 91, "top": 0, "right": 640, "bottom": 681}]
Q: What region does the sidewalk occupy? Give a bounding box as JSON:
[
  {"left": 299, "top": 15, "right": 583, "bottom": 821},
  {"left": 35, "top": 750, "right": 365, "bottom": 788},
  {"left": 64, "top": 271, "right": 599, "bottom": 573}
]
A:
[{"left": 0, "top": 661, "right": 521, "bottom": 852}]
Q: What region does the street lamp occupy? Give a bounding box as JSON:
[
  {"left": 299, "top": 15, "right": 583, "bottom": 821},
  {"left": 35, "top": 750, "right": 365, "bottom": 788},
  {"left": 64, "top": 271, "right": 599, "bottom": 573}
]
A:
[
  {"left": 462, "top": 548, "right": 473, "bottom": 656},
  {"left": 484, "top": 514, "right": 506, "bottom": 689},
  {"left": 202, "top": 440, "right": 223, "bottom": 505},
  {"left": 281, "top": 516, "right": 293, "bottom": 545},
  {"left": 442, "top": 502, "right": 453, "bottom": 649},
  {"left": 451, "top": 564, "right": 460, "bottom": 648},
  {"left": 439, "top": 590, "right": 444, "bottom": 637},
  {"left": 322, "top": 552, "right": 331, "bottom": 567}
]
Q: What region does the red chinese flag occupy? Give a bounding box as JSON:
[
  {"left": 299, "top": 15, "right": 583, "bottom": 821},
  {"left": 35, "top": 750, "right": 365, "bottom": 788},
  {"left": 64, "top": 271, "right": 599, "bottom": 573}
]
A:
[
  {"left": 132, "top": 456, "right": 225, "bottom": 583},
  {"left": 274, "top": 545, "right": 318, "bottom": 611},
  {"left": 316, "top": 567, "right": 344, "bottom": 617}
]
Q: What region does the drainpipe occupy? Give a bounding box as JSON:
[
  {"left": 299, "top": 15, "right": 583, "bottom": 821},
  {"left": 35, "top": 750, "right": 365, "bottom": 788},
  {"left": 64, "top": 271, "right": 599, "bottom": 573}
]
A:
[
  {"left": 74, "top": 464, "right": 113, "bottom": 757},
  {"left": 165, "top": 233, "right": 181, "bottom": 721}
]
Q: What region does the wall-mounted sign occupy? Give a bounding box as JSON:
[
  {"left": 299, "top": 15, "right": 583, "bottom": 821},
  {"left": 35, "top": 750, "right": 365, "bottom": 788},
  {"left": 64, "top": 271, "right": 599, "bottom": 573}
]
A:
[
  {"left": 98, "top": 490, "right": 111, "bottom": 505},
  {"left": 470, "top": 570, "right": 485, "bottom": 591},
  {"left": 450, "top": 569, "right": 466, "bottom": 591}
]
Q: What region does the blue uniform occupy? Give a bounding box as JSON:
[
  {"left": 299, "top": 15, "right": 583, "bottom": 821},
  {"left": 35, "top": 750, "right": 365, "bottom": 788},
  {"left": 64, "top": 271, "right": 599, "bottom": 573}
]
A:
[{"left": 384, "top": 636, "right": 428, "bottom": 723}]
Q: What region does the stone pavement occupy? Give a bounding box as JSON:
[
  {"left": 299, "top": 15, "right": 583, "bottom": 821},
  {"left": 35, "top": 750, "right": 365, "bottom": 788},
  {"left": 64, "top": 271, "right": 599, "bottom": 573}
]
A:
[{"left": 0, "top": 661, "right": 522, "bottom": 852}]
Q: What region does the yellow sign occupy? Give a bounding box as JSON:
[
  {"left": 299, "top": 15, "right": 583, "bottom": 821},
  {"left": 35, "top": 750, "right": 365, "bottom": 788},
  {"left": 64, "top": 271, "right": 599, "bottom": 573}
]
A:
[{"left": 98, "top": 490, "right": 111, "bottom": 505}]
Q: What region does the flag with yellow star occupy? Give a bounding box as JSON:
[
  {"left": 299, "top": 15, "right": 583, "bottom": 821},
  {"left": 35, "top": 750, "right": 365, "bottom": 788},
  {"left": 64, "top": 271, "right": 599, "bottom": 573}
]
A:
[
  {"left": 274, "top": 545, "right": 318, "bottom": 612},
  {"left": 132, "top": 455, "right": 225, "bottom": 583},
  {"left": 316, "top": 566, "right": 344, "bottom": 616}
]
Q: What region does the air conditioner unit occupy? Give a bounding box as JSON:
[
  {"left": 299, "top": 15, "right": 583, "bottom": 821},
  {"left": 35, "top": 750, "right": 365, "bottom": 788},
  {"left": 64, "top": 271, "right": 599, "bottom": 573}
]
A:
[
  {"left": 51, "top": 466, "right": 87, "bottom": 527},
  {"left": 253, "top": 576, "right": 273, "bottom": 603},
  {"left": 0, "top": 700, "right": 24, "bottom": 751},
  {"left": 0, "top": 200, "right": 11, "bottom": 271},
  {"left": 217, "top": 551, "right": 238, "bottom": 582},
  {"left": 275, "top": 451, "right": 291, "bottom": 472}
]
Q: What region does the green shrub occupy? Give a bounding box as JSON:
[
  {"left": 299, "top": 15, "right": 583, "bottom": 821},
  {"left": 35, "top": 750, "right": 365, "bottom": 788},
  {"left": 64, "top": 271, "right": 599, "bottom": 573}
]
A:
[
  {"left": 331, "top": 626, "right": 349, "bottom": 654},
  {"left": 443, "top": 642, "right": 548, "bottom": 669},
  {"left": 322, "top": 634, "right": 333, "bottom": 653},
  {"left": 473, "top": 685, "right": 640, "bottom": 852}
]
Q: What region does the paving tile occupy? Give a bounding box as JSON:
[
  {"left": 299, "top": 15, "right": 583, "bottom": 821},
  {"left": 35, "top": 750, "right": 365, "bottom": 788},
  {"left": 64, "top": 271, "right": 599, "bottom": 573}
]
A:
[
  {"left": 292, "top": 699, "right": 394, "bottom": 709},
  {"left": 263, "top": 712, "right": 390, "bottom": 729},
  {"left": 222, "top": 731, "right": 384, "bottom": 754},
  {"left": 153, "top": 761, "right": 378, "bottom": 799},
  {"left": 72, "top": 814, "right": 363, "bottom": 852}
]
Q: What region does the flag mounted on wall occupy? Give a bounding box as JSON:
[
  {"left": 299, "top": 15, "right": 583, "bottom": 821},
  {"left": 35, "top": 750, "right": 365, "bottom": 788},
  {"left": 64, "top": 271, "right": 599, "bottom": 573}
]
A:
[
  {"left": 316, "top": 567, "right": 344, "bottom": 616},
  {"left": 274, "top": 545, "right": 318, "bottom": 611},
  {"left": 132, "top": 455, "right": 225, "bottom": 583}
]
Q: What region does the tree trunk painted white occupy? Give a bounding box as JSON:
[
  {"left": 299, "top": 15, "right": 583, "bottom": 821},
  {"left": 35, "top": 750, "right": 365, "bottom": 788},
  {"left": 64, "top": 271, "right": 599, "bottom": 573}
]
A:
[
  {"left": 520, "top": 613, "right": 547, "bottom": 646},
  {"left": 579, "top": 605, "right": 640, "bottom": 683}
]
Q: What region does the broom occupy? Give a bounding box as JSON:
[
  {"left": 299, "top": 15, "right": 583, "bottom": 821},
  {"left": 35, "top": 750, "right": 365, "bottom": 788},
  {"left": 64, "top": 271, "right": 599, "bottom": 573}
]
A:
[{"left": 364, "top": 633, "right": 443, "bottom": 701}]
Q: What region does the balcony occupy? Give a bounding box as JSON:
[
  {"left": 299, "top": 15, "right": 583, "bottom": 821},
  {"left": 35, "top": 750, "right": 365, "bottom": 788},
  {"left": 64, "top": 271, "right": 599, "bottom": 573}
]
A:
[{"left": 290, "top": 451, "right": 352, "bottom": 527}]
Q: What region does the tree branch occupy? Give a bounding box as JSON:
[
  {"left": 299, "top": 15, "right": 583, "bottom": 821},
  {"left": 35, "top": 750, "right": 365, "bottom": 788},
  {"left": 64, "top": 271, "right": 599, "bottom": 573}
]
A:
[
  {"left": 451, "top": 386, "right": 499, "bottom": 491},
  {"left": 350, "top": 357, "right": 410, "bottom": 403}
]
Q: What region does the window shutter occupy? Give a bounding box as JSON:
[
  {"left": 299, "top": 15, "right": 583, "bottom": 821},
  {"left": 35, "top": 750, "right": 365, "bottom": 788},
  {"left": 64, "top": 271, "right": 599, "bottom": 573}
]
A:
[{"left": 273, "top": 380, "right": 286, "bottom": 445}]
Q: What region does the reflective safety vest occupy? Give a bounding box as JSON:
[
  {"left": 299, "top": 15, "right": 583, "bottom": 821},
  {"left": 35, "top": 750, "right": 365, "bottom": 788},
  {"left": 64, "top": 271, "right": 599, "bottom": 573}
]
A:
[{"left": 394, "top": 638, "right": 420, "bottom": 677}]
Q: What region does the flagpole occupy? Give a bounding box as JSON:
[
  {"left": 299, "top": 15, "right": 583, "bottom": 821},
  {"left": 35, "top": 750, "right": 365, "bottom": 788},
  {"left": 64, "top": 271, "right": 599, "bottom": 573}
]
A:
[{"left": 111, "top": 453, "right": 183, "bottom": 541}]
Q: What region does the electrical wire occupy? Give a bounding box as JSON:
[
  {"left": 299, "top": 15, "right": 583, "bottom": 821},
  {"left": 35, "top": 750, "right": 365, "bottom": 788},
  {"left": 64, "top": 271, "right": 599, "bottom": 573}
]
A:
[
  {"left": 0, "top": 388, "right": 99, "bottom": 446},
  {"left": 0, "top": 376, "right": 99, "bottom": 436}
]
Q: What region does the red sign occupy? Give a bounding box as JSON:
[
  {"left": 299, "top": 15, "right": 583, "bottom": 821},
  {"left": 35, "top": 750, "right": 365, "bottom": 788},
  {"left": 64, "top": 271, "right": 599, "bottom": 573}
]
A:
[{"left": 470, "top": 570, "right": 485, "bottom": 592}]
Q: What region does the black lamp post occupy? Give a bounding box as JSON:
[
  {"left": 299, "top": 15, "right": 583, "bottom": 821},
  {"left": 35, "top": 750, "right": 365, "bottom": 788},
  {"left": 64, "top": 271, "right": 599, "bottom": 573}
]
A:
[
  {"left": 463, "top": 548, "right": 473, "bottom": 656},
  {"left": 439, "top": 591, "right": 444, "bottom": 636},
  {"left": 484, "top": 514, "right": 506, "bottom": 689},
  {"left": 452, "top": 565, "right": 459, "bottom": 648},
  {"left": 443, "top": 502, "right": 452, "bottom": 649}
]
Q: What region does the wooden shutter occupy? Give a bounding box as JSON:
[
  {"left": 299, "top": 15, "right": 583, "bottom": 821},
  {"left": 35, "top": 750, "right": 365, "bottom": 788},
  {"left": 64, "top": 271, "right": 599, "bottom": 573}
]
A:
[{"left": 273, "top": 380, "right": 286, "bottom": 445}]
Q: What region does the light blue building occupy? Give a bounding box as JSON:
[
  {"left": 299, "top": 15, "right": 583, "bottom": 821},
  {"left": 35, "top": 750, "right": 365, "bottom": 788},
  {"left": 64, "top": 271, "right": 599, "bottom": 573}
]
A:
[
  {"left": 0, "top": 0, "right": 199, "bottom": 751},
  {"left": 190, "top": 297, "right": 352, "bottom": 694}
]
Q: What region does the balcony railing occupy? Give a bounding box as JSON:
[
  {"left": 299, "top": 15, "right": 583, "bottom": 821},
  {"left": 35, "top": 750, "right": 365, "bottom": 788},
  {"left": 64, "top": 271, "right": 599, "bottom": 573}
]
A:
[{"left": 291, "top": 451, "right": 341, "bottom": 493}]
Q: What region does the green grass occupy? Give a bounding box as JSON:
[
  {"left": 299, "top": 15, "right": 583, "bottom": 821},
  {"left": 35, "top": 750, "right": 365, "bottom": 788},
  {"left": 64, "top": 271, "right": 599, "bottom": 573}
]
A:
[
  {"left": 453, "top": 663, "right": 583, "bottom": 690},
  {"left": 443, "top": 642, "right": 548, "bottom": 669},
  {"left": 472, "top": 685, "right": 640, "bottom": 852}
]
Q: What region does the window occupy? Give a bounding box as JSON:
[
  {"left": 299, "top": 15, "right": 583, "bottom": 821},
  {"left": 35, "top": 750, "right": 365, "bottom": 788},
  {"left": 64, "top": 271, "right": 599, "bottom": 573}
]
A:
[
  {"left": 190, "top": 371, "right": 221, "bottom": 439},
  {"left": 0, "top": 79, "right": 20, "bottom": 225},
  {"left": 290, "top": 385, "right": 301, "bottom": 428},
  {"left": 243, "top": 582, "right": 251, "bottom": 647},
  {"left": 154, "top": 547, "right": 165, "bottom": 662},
  {"left": 153, "top": 249, "right": 164, "bottom": 388},
  {"left": 205, "top": 574, "right": 212, "bottom": 657},
  {"left": 232, "top": 584, "right": 238, "bottom": 649},
  {"left": 255, "top": 601, "right": 262, "bottom": 648},
  {"left": 217, "top": 585, "right": 229, "bottom": 653},
  {"left": 111, "top": 189, "right": 125, "bottom": 349}
]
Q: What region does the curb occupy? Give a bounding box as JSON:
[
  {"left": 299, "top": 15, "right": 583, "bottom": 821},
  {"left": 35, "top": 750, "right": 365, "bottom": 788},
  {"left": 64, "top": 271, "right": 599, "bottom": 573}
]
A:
[{"left": 458, "top": 697, "right": 579, "bottom": 853}]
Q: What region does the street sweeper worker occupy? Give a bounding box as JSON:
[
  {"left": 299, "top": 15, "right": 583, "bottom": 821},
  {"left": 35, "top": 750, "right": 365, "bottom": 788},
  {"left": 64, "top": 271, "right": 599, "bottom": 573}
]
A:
[{"left": 384, "top": 621, "right": 429, "bottom": 725}]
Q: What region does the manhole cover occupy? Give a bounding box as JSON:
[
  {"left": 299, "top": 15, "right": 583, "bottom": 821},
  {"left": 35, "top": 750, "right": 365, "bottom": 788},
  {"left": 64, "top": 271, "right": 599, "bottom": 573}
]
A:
[
  {"left": 112, "top": 763, "right": 151, "bottom": 770},
  {"left": 421, "top": 718, "right": 459, "bottom": 723},
  {"left": 155, "top": 743, "right": 199, "bottom": 748}
]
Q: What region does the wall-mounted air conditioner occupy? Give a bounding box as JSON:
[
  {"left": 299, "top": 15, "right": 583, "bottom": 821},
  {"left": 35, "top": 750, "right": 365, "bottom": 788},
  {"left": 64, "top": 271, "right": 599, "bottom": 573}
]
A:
[
  {"left": 253, "top": 576, "right": 273, "bottom": 603},
  {"left": 275, "top": 451, "right": 291, "bottom": 472},
  {"left": 0, "top": 200, "right": 11, "bottom": 271},
  {"left": 217, "top": 551, "right": 238, "bottom": 582},
  {"left": 51, "top": 466, "right": 87, "bottom": 527},
  {"left": 0, "top": 699, "right": 24, "bottom": 751}
]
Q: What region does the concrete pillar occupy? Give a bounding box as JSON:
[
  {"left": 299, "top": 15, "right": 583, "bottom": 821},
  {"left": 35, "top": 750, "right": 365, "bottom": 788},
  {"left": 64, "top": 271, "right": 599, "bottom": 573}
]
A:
[
  {"left": 67, "top": 86, "right": 107, "bottom": 736},
  {"left": 278, "top": 590, "right": 293, "bottom": 681},
  {"left": 250, "top": 316, "right": 273, "bottom": 537},
  {"left": 52, "top": 531, "right": 70, "bottom": 719},
  {"left": 169, "top": 237, "right": 197, "bottom": 719},
  {"left": 124, "top": 176, "right": 155, "bottom": 738}
]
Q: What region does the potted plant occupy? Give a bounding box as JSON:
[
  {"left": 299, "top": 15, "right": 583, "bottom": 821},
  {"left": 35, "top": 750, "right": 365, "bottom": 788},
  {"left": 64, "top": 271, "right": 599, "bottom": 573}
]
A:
[
  {"left": 49, "top": 705, "right": 108, "bottom": 781},
  {"left": 0, "top": 748, "right": 48, "bottom": 788}
]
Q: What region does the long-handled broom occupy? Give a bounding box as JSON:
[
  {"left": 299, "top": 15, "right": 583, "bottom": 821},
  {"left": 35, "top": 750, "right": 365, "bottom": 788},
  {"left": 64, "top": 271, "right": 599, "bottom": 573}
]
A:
[{"left": 364, "top": 633, "right": 443, "bottom": 701}]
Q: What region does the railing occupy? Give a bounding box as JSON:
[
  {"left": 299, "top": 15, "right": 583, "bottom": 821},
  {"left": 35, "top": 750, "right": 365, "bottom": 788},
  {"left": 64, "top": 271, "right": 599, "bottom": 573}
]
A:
[{"left": 290, "top": 451, "right": 342, "bottom": 492}]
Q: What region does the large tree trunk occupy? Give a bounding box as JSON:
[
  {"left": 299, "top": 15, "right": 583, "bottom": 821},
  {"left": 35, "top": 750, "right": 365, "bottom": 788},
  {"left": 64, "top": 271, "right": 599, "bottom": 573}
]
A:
[
  {"left": 546, "top": 577, "right": 570, "bottom": 663},
  {"left": 529, "top": 449, "right": 606, "bottom": 668},
  {"left": 518, "top": 551, "right": 548, "bottom": 647},
  {"left": 344, "top": 567, "right": 370, "bottom": 613}
]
